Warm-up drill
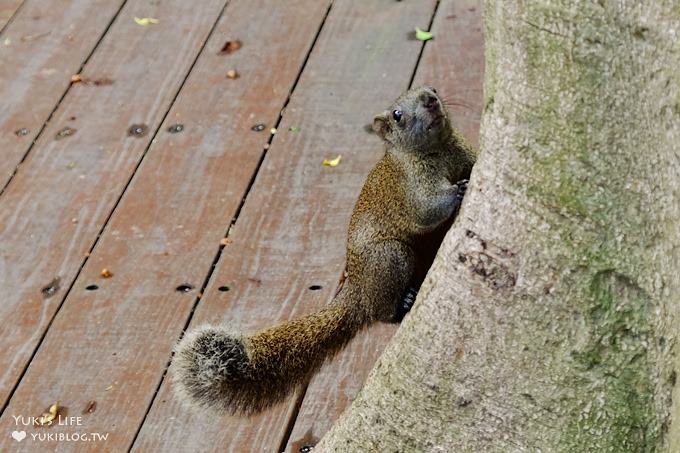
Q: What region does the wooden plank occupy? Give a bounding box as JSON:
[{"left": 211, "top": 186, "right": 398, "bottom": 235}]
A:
[
  {"left": 0, "top": 0, "right": 227, "bottom": 413},
  {"left": 285, "top": 0, "right": 485, "bottom": 450},
  {"left": 414, "top": 0, "right": 485, "bottom": 147},
  {"left": 0, "top": 1, "right": 332, "bottom": 452},
  {"left": 0, "top": 0, "right": 128, "bottom": 189},
  {"left": 0, "top": 0, "right": 24, "bottom": 31},
  {"left": 131, "top": 0, "right": 437, "bottom": 451}
]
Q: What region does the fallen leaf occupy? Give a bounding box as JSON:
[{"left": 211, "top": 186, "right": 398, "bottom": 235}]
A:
[
  {"left": 66, "top": 161, "right": 77, "bottom": 170},
  {"left": 134, "top": 17, "right": 159, "bottom": 26},
  {"left": 100, "top": 268, "right": 113, "bottom": 278},
  {"left": 21, "top": 31, "right": 51, "bottom": 42},
  {"left": 288, "top": 126, "right": 301, "bottom": 133},
  {"left": 37, "top": 403, "right": 59, "bottom": 426},
  {"left": 322, "top": 155, "right": 342, "bottom": 167},
  {"left": 105, "top": 385, "right": 114, "bottom": 391},
  {"left": 219, "top": 238, "right": 233, "bottom": 246},
  {"left": 83, "top": 400, "right": 97, "bottom": 414},
  {"left": 219, "top": 40, "right": 242, "bottom": 54},
  {"left": 226, "top": 69, "right": 239, "bottom": 79},
  {"left": 92, "top": 78, "right": 114, "bottom": 86},
  {"left": 415, "top": 27, "right": 434, "bottom": 41},
  {"left": 71, "top": 74, "right": 82, "bottom": 84}
]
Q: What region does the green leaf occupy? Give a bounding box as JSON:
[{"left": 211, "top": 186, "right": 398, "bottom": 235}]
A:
[{"left": 415, "top": 27, "right": 433, "bottom": 41}]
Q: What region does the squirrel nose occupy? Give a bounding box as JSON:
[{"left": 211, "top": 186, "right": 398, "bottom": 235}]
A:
[{"left": 421, "top": 94, "right": 439, "bottom": 112}]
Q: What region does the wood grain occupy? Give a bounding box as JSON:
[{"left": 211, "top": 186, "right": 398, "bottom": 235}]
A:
[
  {"left": 0, "top": 0, "right": 227, "bottom": 417},
  {"left": 132, "top": 0, "right": 437, "bottom": 451},
  {"left": 0, "top": 0, "right": 24, "bottom": 30},
  {"left": 0, "top": 0, "right": 331, "bottom": 452},
  {"left": 0, "top": 0, "right": 128, "bottom": 189},
  {"left": 285, "top": 0, "right": 485, "bottom": 450}
]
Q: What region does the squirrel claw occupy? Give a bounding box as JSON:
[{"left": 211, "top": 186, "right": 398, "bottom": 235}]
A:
[
  {"left": 454, "top": 179, "right": 469, "bottom": 201},
  {"left": 395, "top": 286, "right": 419, "bottom": 321}
]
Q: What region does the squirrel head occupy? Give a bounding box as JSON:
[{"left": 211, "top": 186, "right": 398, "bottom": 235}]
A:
[{"left": 372, "top": 86, "right": 453, "bottom": 153}]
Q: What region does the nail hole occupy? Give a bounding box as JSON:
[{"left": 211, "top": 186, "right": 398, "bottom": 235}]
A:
[
  {"left": 218, "top": 286, "right": 230, "bottom": 292},
  {"left": 308, "top": 285, "right": 322, "bottom": 291},
  {"left": 85, "top": 284, "right": 99, "bottom": 291},
  {"left": 167, "top": 123, "right": 184, "bottom": 133},
  {"left": 176, "top": 284, "right": 194, "bottom": 293},
  {"left": 300, "top": 446, "right": 315, "bottom": 453},
  {"left": 41, "top": 277, "right": 61, "bottom": 298},
  {"left": 127, "top": 124, "right": 148, "bottom": 137},
  {"left": 15, "top": 128, "right": 30, "bottom": 136},
  {"left": 251, "top": 123, "right": 266, "bottom": 132},
  {"left": 55, "top": 126, "right": 76, "bottom": 140}
]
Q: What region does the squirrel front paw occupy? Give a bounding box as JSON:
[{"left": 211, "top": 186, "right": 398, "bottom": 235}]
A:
[{"left": 454, "top": 179, "right": 469, "bottom": 203}]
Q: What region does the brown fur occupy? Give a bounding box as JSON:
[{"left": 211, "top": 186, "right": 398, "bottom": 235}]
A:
[{"left": 172, "top": 86, "right": 477, "bottom": 415}]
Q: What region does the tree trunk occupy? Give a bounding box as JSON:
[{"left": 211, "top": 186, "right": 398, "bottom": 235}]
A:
[{"left": 317, "top": 1, "right": 680, "bottom": 451}]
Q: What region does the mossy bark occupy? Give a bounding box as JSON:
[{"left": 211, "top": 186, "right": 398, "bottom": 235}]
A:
[{"left": 317, "top": 1, "right": 680, "bottom": 451}]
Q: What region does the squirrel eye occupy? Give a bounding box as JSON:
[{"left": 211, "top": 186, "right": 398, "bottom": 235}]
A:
[{"left": 392, "top": 109, "right": 403, "bottom": 122}]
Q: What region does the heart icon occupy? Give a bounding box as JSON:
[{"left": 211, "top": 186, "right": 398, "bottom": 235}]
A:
[{"left": 11, "top": 430, "right": 26, "bottom": 442}]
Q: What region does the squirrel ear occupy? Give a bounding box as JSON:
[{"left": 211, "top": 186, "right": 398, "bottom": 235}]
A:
[{"left": 372, "top": 112, "right": 391, "bottom": 141}]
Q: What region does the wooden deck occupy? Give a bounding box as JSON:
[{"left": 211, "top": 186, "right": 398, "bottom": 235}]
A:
[{"left": 0, "top": 0, "right": 483, "bottom": 451}]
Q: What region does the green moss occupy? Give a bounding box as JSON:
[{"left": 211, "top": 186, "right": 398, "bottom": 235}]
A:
[{"left": 560, "top": 271, "right": 658, "bottom": 452}]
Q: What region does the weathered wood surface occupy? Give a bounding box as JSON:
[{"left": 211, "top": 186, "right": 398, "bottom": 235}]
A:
[
  {"left": 0, "top": 1, "right": 332, "bottom": 452},
  {"left": 0, "top": 0, "right": 227, "bottom": 423},
  {"left": 285, "top": 0, "right": 484, "bottom": 450},
  {"left": 0, "top": 0, "right": 24, "bottom": 31},
  {"left": 0, "top": 0, "right": 127, "bottom": 190},
  {"left": 132, "top": 0, "right": 437, "bottom": 451}
]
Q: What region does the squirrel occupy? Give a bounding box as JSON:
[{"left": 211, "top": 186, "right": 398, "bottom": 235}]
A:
[{"left": 172, "top": 86, "right": 477, "bottom": 415}]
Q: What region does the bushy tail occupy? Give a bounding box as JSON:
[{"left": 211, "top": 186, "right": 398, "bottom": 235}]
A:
[{"left": 172, "top": 285, "right": 366, "bottom": 415}]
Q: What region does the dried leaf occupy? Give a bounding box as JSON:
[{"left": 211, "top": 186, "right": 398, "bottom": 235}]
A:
[
  {"left": 71, "top": 74, "right": 82, "bottom": 84},
  {"left": 83, "top": 400, "right": 97, "bottom": 414},
  {"left": 37, "top": 403, "right": 59, "bottom": 426},
  {"left": 219, "top": 238, "right": 233, "bottom": 246},
  {"left": 100, "top": 268, "right": 113, "bottom": 278},
  {"left": 226, "top": 69, "right": 239, "bottom": 79},
  {"left": 322, "top": 155, "right": 342, "bottom": 167},
  {"left": 134, "top": 17, "right": 159, "bottom": 26},
  {"left": 21, "top": 31, "right": 51, "bottom": 42},
  {"left": 219, "top": 40, "right": 242, "bottom": 55},
  {"left": 415, "top": 27, "right": 433, "bottom": 41},
  {"left": 92, "top": 78, "right": 114, "bottom": 86},
  {"left": 288, "top": 126, "right": 301, "bottom": 133}
]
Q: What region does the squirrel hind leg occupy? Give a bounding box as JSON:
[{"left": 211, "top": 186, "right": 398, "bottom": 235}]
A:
[
  {"left": 395, "top": 286, "right": 419, "bottom": 321},
  {"left": 172, "top": 326, "right": 253, "bottom": 414},
  {"left": 357, "top": 240, "right": 415, "bottom": 323}
]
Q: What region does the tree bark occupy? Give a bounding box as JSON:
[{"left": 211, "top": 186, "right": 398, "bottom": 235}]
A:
[{"left": 317, "top": 1, "right": 680, "bottom": 451}]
